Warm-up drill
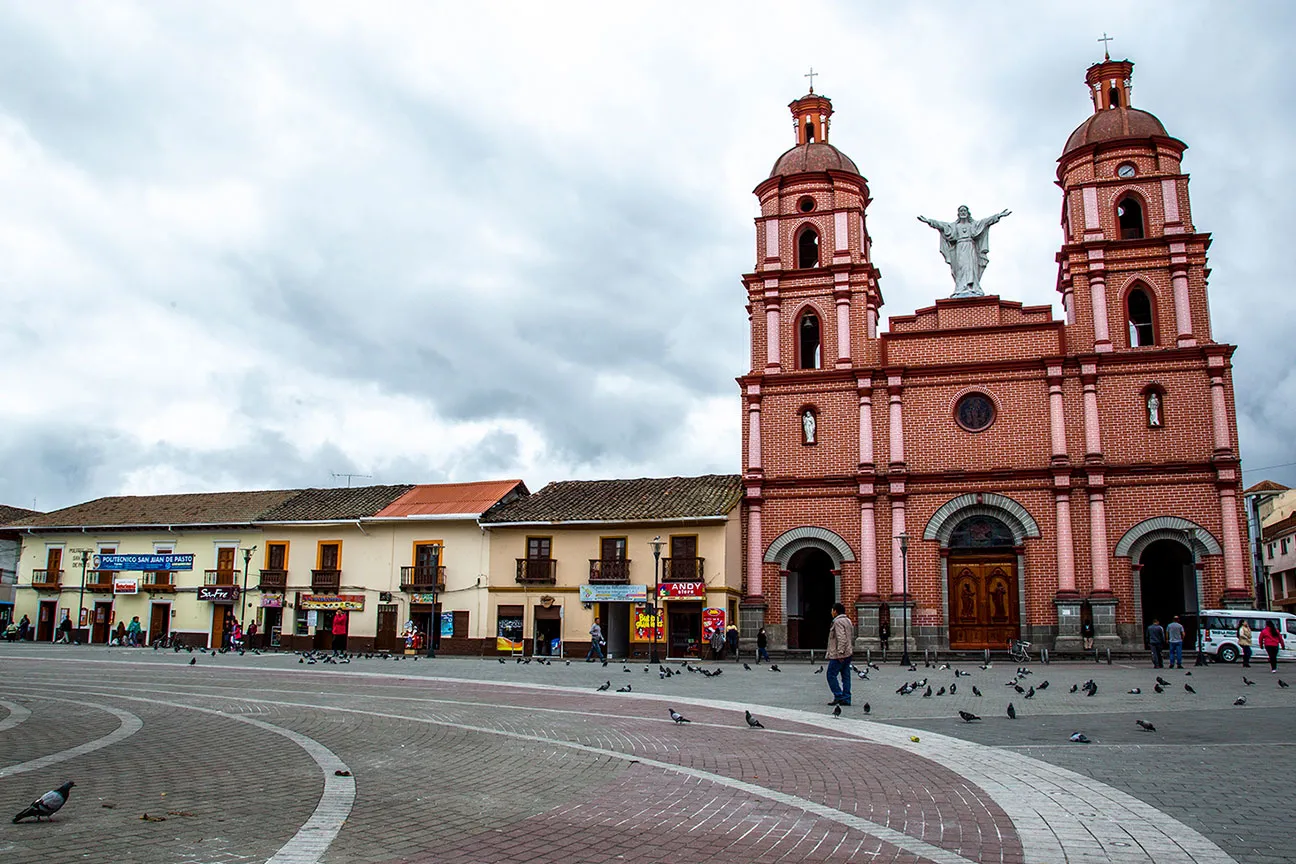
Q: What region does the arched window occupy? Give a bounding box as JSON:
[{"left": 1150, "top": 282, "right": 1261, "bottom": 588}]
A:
[
  {"left": 1117, "top": 196, "right": 1144, "bottom": 239},
  {"left": 798, "top": 312, "right": 821, "bottom": 370},
  {"left": 797, "top": 226, "right": 819, "bottom": 268},
  {"left": 1127, "top": 287, "right": 1155, "bottom": 346},
  {"left": 1108, "top": 85, "right": 1121, "bottom": 108},
  {"left": 804, "top": 118, "right": 815, "bottom": 142}
]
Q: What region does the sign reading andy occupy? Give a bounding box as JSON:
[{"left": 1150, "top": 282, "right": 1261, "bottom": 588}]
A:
[
  {"left": 579, "top": 584, "right": 648, "bottom": 603},
  {"left": 657, "top": 580, "right": 706, "bottom": 599},
  {"left": 94, "top": 553, "right": 195, "bottom": 572}
]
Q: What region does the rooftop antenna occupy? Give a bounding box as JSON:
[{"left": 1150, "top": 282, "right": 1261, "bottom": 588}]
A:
[{"left": 331, "top": 472, "right": 373, "bottom": 488}]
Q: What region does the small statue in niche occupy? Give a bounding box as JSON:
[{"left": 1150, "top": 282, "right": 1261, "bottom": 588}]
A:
[
  {"left": 1147, "top": 391, "right": 1162, "bottom": 427},
  {"left": 802, "top": 409, "right": 816, "bottom": 444}
]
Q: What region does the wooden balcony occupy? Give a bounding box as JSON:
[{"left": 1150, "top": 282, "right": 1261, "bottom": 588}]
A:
[
  {"left": 204, "top": 569, "right": 237, "bottom": 586},
  {"left": 588, "top": 559, "right": 631, "bottom": 584},
  {"left": 258, "top": 569, "right": 288, "bottom": 591},
  {"left": 31, "top": 569, "right": 62, "bottom": 591},
  {"left": 143, "top": 573, "right": 175, "bottom": 592},
  {"left": 311, "top": 569, "right": 341, "bottom": 593},
  {"left": 86, "top": 570, "right": 115, "bottom": 592},
  {"left": 661, "top": 557, "right": 705, "bottom": 582},
  {"left": 516, "top": 558, "right": 556, "bottom": 585},
  {"left": 400, "top": 565, "right": 445, "bottom": 592}
]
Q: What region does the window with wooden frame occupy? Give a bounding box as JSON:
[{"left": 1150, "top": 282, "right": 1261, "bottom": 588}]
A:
[
  {"left": 316, "top": 541, "right": 342, "bottom": 570},
  {"left": 265, "top": 542, "right": 289, "bottom": 571}
]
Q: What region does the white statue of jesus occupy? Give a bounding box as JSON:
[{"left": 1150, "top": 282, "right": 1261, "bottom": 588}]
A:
[{"left": 918, "top": 205, "right": 1011, "bottom": 297}]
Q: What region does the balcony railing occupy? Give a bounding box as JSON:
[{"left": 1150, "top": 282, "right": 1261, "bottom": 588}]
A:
[
  {"left": 31, "top": 569, "right": 63, "bottom": 590},
  {"left": 400, "top": 565, "right": 445, "bottom": 592},
  {"left": 661, "top": 557, "right": 705, "bottom": 582},
  {"left": 258, "top": 569, "right": 288, "bottom": 591},
  {"left": 143, "top": 572, "right": 175, "bottom": 592},
  {"left": 86, "top": 570, "right": 115, "bottom": 591},
  {"left": 204, "top": 569, "right": 237, "bottom": 586},
  {"left": 516, "top": 558, "right": 556, "bottom": 585},
  {"left": 311, "top": 569, "right": 341, "bottom": 593},
  {"left": 588, "top": 559, "right": 631, "bottom": 584}
]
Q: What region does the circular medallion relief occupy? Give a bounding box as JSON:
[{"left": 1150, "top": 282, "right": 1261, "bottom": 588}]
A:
[{"left": 955, "top": 393, "right": 996, "bottom": 432}]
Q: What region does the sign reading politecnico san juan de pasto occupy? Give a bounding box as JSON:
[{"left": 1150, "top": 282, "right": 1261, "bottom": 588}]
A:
[{"left": 94, "top": 554, "right": 195, "bottom": 571}]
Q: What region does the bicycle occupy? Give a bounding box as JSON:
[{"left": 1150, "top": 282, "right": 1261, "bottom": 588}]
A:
[{"left": 1008, "top": 639, "right": 1032, "bottom": 664}]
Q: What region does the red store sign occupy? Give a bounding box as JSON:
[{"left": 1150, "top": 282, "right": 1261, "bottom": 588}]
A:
[{"left": 657, "top": 581, "right": 706, "bottom": 599}]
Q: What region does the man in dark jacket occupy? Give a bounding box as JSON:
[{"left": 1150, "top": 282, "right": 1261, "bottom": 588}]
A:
[{"left": 1147, "top": 618, "right": 1166, "bottom": 668}]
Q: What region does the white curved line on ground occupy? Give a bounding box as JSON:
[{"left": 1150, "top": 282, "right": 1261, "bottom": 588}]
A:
[
  {"left": 6, "top": 686, "right": 353, "bottom": 864},
  {"left": 0, "top": 699, "right": 32, "bottom": 733},
  {"left": 0, "top": 697, "right": 141, "bottom": 779}
]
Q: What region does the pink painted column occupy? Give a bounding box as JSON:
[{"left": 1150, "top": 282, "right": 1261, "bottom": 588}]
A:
[
  {"left": 888, "top": 374, "right": 904, "bottom": 466},
  {"left": 1048, "top": 368, "right": 1067, "bottom": 459},
  {"left": 867, "top": 299, "right": 878, "bottom": 339},
  {"left": 764, "top": 295, "right": 781, "bottom": 371},
  {"left": 1170, "top": 245, "right": 1194, "bottom": 346},
  {"left": 1081, "top": 366, "right": 1101, "bottom": 457},
  {"left": 835, "top": 291, "right": 851, "bottom": 368},
  {"left": 1088, "top": 484, "right": 1111, "bottom": 594},
  {"left": 746, "top": 497, "right": 763, "bottom": 598},
  {"left": 857, "top": 376, "right": 873, "bottom": 466},
  {"left": 1055, "top": 491, "right": 1076, "bottom": 594},
  {"left": 891, "top": 498, "right": 907, "bottom": 595},
  {"left": 746, "top": 394, "right": 761, "bottom": 471},
  {"left": 860, "top": 496, "right": 877, "bottom": 596},
  {"left": 1209, "top": 371, "right": 1231, "bottom": 455},
  {"left": 1219, "top": 485, "right": 1247, "bottom": 594},
  {"left": 1089, "top": 275, "right": 1112, "bottom": 352}
]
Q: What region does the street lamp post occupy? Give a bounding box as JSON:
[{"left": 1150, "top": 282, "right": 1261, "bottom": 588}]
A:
[
  {"left": 75, "top": 549, "right": 91, "bottom": 644},
  {"left": 240, "top": 546, "right": 257, "bottom": 631},
  {"left": 649, "top": 536, "right": 664, "bottom": 664},
  {"left": 897, "top": 533, "right": 911, "bottom": 667}
]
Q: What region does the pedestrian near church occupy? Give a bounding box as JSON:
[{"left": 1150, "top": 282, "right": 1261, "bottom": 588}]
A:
[
  {"left": 55, "top": 614, "right": 72, "bottom": 644},
  {"left": 756, "top": 627, "right": 770, "bottom": 663},
  {"left": 825, "top": 603, "right": 854, "bottom": 707},
  {"left": 1166, "top": 616, "right": 1186, "bottom": 669},
  {"left": 1259, "top": 621, "right": 1285, "bottom": 672},
  {"left": 725, "top": 623, "right": 739, "bottom": 661},
  {"left": 126, "top": 616, "right": 143, "bottom": 647},
  {"left": 330, "top": 612, "right": 348, "bottom": 654},
  {"left": 17, "top": 615, "right": 30, "bottom": 642},
  {"left": 586, "top": 617, "right": 605, "bottom": 662},
  {"left": 1147, "top": 619, "right": 1166, "bottom": 668},
  {"left": 1081, "top": 618, "right": 1095, "bottom": 651},
  {"left": 1237, "top": 620, "right": 1253, "bottom": 668}
]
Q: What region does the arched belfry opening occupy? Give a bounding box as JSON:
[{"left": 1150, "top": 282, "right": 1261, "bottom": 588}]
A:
[
  {"left": 1118, "top": 197, "right": 1144, "bottom": 239},
  {"left": 1108, "top": 85, "right": 1121, "bottom": 108},
  {"left": 804, "top": 118, "right": 815, "bottom": 142},
  {"left": 1127, "top": 286, "right": 1155, "bottom": 346},
  {"left": 798, "top": 311, "right": 821, "bottom": 369},
  {"left": 798, "top": 226, "right": 820, "bottom": 268}
]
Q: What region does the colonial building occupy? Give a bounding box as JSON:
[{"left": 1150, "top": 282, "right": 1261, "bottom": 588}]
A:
[
  {"left": 0, "top": 505, "right": 39, "bottom": 627},
  {"left": 739, "top": 57, "right": 1250, "bottom": 653},
  {"left": 480, "top": 475, "right": 742, "bottom": 658}
]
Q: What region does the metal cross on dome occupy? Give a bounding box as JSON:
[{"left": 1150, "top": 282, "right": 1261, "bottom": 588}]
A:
[
  {"left": 804, "top": 66, "right": 818, "bottom": 93},
  {"left": 1098, "top": 32, "right": 1114, "bottom": 61}
]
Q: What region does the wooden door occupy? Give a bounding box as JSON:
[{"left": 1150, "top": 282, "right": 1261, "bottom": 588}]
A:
[
  {"left": 38, "top": 600, "right": 57, "bottom": 641},
  {"left": 267, "top": 543, "right": 287, "bottom": 570},
  {"left": 45, "top": 548, "right": 62, "bottom": 581},
  {"left": 947, "top": 556, "right": 1019, "bottom": 650},
  {"left": 668, "top": 536, "right": 697, "bottom": 581},
  {"left": 210, "top": 604, "right": 227, "bottom": 650},
  {"left": 92, "top": 602, "right": 112, "bottom": 644},
  {"left": 216, "top": 547, "right": 237, "bottom": 582},
  {"left": 376, "top": 604, "right": 398, "bottom": 653},
  {"left": 319, "top": 543, "right": 340, "bottom": 570},
  {"left": 149, "top": 603, "right": 170, "bottom": 644}
]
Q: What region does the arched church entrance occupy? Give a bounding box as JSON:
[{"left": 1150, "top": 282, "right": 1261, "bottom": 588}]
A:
[
  {"left": 786, "top": 547, "right": 835, "bottom": 650},
  {"left": 1138, "top": 538, "right": 1198, "bottom": 647},
  {"left": 946, "top": 515, "right": 1020, "bottom": 650}
]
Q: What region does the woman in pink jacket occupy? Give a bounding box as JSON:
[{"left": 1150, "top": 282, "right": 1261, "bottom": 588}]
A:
[{"left": 1258, "top": 622, "right": 1285, "bottom": 672}]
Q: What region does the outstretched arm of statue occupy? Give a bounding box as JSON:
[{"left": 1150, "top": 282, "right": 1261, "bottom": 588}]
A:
[{"left": 997, "top": 209, "right": 1011, "bottom": 219}]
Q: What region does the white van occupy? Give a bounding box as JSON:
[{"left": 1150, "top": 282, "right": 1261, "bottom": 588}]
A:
[{"left": 1200, "top": 609, "right": 1296, "bottom": 663}]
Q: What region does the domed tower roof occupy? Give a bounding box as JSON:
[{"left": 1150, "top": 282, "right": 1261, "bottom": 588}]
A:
[
  {"left": 767, "top": 91, "right": 861, "bottom": 179},
  {"left": 1060, "top": 57, "right": 1177, "bottom": 157}
]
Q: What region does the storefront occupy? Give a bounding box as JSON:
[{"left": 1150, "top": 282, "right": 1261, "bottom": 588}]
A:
[
  {"left": 199, "top": 584, "right": 241, "bottom": 649},
  {"left": 580, "top": 584, "right": 648, "bottom": 659},
  {"left": 408, "top": 591, "right": 439, "bottom": 652},
  {"left": 260, "top": 593, "right": 284, "bottom": 648},
  {"left": 533, "top": 598, "right": 561, "bottom": 656},
  {"left": 659, "top": 580, "right": 705, "bottom": 657},
  {"left": 297, "top": 593, "right": 364, "bottom": 651}
]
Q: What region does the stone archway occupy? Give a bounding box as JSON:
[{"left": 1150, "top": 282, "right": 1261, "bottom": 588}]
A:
[
  {"left": 765, "top": 527, "right": 853, "bottom": 651},
  {"left": 1116, "top": 517, "right": 1219, "bottom": 649}
]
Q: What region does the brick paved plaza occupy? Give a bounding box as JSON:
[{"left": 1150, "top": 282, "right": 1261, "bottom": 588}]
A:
[{"left": 0, "top": 645, "right": 1291, "bottom": 863}]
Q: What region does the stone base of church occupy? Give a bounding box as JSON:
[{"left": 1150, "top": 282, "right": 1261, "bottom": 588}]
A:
[
  {"left": 853, "top": 600, "right": 882, "bottom": 652},
  {"left": 1218, "top": 592, "right": 1255, "bottom": 610},
  {"left": 739, "top": 597, "right": 768, "bottom": 654},
  {"left": 1088, "top": 596, "right": 1122, "bottom": 648},
  {"left": 1053, "top": 596, "right": 1084, "bottom": 653}
]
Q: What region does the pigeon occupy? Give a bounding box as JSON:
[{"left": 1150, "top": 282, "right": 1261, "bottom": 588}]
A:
[
  {"left": 907, "top": 665, "right": 918, "bottom": 672},
  {"left": 856, "top": 669, "right": 869, "bottom": 680},
  {"left": 938, "top": 663, "right": 951, "bottom": 670},
  {"left": 616, "top": 685, "right": 631, "bottom": 693},
  {"left": 1184, "top": 684, "right": 1196, "bottom": 694},
  {"left": 1136, "top": 720, "right": 1157, "bottom": 732},
  {"left": 1243, "top": 677, "right": 1255, "bottom": 686},
  {"left": 1185, "top": 671, "right": 1192, "bottom": 676},
  {"left": 769, "top": 664, "right": 781, "bottom": 672},
  {"left": 1024, "top": 686, "right": 1035, "bottom": 699},
  {"left": 643, "top": 666, "right": 649, "bottom": 673},
  {"left": 743, "top": 663, "right": 752, "bottom": 671},
  {"left": 862, "top": 702, "right": 871, "bottom": 714},
  {"left": 954, "top": 669, "right": 970, "bottom": 678},
  {"left": 949, "top": 683, "right": 957, "bottom": 695},
  {"left": 1086, "top": 683, "right": 1098, "bottom": 697},
  {"left": 596, "top": 681, "right": 611, "bottom": 692},
  {"left": 922, "top": 686, "right": 933, "bottom": 698},
  {"left": 189, "top": 657, "right": 196, "bottom": 666},
  {"left": 936, "top": 686, "right": 946, "bottom": 696},
  {"left": 12, "top": 782, "right": 74, "bottom": 823},
  {"left": 1154, "top": 683, "right": 1164, "bottom": 693},
  {"left": 1127, "top": 687, "right": 1142, "bottom": 695},
  {"left": 1014, "top": 684, "right": 1025, "bottom": 695},
  {"left": 868, "top": 662, "right": 881, "bottom": 671},
  {"left": 668, "top": 708, "right": 690, "bottom": 724},
  {"left": 832, "top": 704, "right": 842, "bottom": 717},
  {"left": 1156, "top": 676, "right": 1171, "bottom": 686},
  {"left": 971, "top": 686, "right": 982, "bottom": 697},
  {"left": 498, "top": 658, "right": 505, "bottom": 664},
  {"left": 1280, "top": 679, "right": 1290, "bottom": 688},
  {"left": 1006, "top": 702, "right": 1016, "bottom": 719},
  {"left": 1069, "top": 732, "right": 1092, "bottom": 743},
  {"left": 1233, "top": 696, "right": 1247, "bottom": 706},
  {"left": 1037, "top": 680, "right": 1049, "bottom": 690},
  {"left": 1069, "top": 684, "right": 1078, "bottom": 693},
  {"left": 814, "top": 666, "right": 824, "bottom": 674},
  {"left": 958, "top": 710, "right": 980, "bottom": 723},
  {"left": 745, "top": 710, "right": 764, "bottom": 728}
]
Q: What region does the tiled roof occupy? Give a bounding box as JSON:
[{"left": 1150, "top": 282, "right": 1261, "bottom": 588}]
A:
[
  {"left": 255, "top": 485, "right": 415, "bottom": 522},
  {"left": 8, "top": 490, "right": 300, "bottom": 529},
  {"left": 0, "top": 505, "right": 39, "bottom": 526},
  {"left": 481, "top": 475, "right": 742, "bottom": 524},
  {"left": 1263, "top": 511, "right": 1296, "bottom": 543},
  {"left": 375, "top": 480, "right": 527, "bottom": 518},
  {"left": 1245, "top": 480, "right": 1290, "bottom": 495}
]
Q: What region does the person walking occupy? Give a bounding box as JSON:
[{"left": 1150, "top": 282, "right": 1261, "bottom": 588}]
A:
[
  {"left": 1146, "top": 618, "right": 1166, "bottom": 668},
  {"left": 330, "top": 612, "right": 347, "bottom": 655},
  {"left": 55, "top": 614, "right": 73, "bottom": 644},
  {"left": 1237, "top": 619, "right": 1253, "bottom": 668},
  {"left": 586, "top": 617, "right": 605, "bottom": 662},
  {"left": 825, "top": 603, "right": 854, "bottom": 707},
  {"left": 1166, "top": 616, "right": 1186, "bottom": 669},
  {"left": 1259, "top": 621, "right": 1285, "bottom": 672},
  {"left": 725, "top": 623, "right": 739, "bottom": 662},
  {"left": 756, "top": 627, "right": 770, "bottom": 664},
  {"left": 126, "top": 616, "right": 143, "bottom": 647},
  {"left": 17, "top": 614, "right": 30, "bottom": 642}
]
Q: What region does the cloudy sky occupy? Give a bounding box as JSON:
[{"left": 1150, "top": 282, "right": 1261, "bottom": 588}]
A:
[{"left": 1, "top": 1, "right": 1293, "bottom": 511}]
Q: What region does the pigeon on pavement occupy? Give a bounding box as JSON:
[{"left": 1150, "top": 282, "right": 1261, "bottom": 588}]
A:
[
  {"left": 745, "top": 710, "right": 764, "bottom": 728},
  {"left": 1280, "top": 679, "right": 1290, "bottom": 689},
  {"left": 1037, "top": 680, "right": 1049, "bottom": 690},
  {"left": 958, "top": 710, "right": 980, "bottom": 723},
  {"left": 596, "top": 681, "right": 611, "bottom": 692},
  {"left": 862, "top": 702, "right": 870, "bottom": 714},
  {"left": 1006, "top": 702, "right": 1016, "bottom": 719},
  {"left": 616, "top": 685, "right": 632, "bottom": 693},
  {"left": 1136, "top": 720, "right": 1156, "bottom": 732},
  {"left": 1233, "top": 696, "right": 1247, "bottom": 706},
  {"left": 1069, "top": 684, "right": 1078, "bottom": 693},
  {"left": 668, "top": 708, "right": 690, "bottom": 724},
  {"left": 769, "top": 664, "right": 781, "bottom": 672},
  {"left": 12, "top": 782, "right": 74, "bottom": 823},
  {"left": 1185, "top": 683, "right": 1196, "bottom": 694},
  {"left": 832, "top": 704, "right": 842, "bottom": 717},
  {"left": 1243, "top": 676, "right": 1256, "bottom": 686},
  {"left": 1154, "top": 684, "right": 1164, "bottom": 693},
  {"left": 971, "top": 686, "right": 982, "bottom": 697},
  {"left": 743, "top": 663, "right": 752, "bottom": 671},
  {"left": 1156, "top": 676, "right": 1171, "bottom": 686},
  {"left": 1024, "top": 686, "right": 1035, "bottom": 699},
  {"left": 1069, "top": 732, "right": 1092, "bottom": 743},
  {"left": 1127, "top": 688, "right": 1142, "bottom": 694},
  {"left": 189, "top": 658, "right": 196, "bottom": 666}
]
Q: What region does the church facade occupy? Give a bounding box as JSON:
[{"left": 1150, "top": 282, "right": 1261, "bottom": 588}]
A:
[{"left": 738, "top": 57, "right": 1251, "bottom": 653}]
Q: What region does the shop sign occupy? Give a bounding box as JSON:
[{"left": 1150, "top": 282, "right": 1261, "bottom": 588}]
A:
[
  {"left": 409, "top": 592, "right": 438, "bottom": 604},
  {"left": 702, "top": 607, "right": 726, "bottom": 635},
  {"left": 658, "top": 581, "right": 706, "bottom": 599},
  {"left": 260, "top": 594, "right": 283, "bottom": 608},
  {"left": 632, "top": 603, "right": 663, "bottom": 641},
  {"left": 579, "top": 584, "right": 648, "bottom": 603},
  {"left": 300, "top": 594, "right": 365, "bottom": 611},
  {"left": 94, "top": 553, "right": 195, "bottom": 571},
  {"left": 440, "top": 612, "right": 454, "bottom": 637},
  {"left": 112, "top": 577, "right": 139, "bottom": 595},
  {"left": 198, "top": 585, "right": 241, "bottom": 603}
]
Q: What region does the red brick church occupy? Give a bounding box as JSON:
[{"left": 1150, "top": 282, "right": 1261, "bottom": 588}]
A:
[{"left": 738, "top": 56, "right": 1251, "bottom": 653}]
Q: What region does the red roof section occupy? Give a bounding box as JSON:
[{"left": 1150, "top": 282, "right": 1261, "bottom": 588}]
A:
[
  {"left": 374, "top": 480, "right": 526, "bottom": 518},
  {"left": 1244, "top": 480, "right": 1290, "bottom": 494}
]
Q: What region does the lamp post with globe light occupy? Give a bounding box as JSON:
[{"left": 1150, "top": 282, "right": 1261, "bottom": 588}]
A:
[
  {"left": 649, "top": 536, "right": 665, "bottom": 664},
  {"left": 897, "top": 533, "right": 911, "bottom": 667}
]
